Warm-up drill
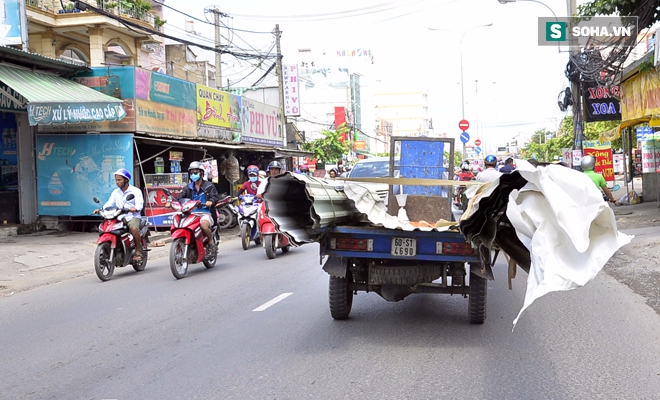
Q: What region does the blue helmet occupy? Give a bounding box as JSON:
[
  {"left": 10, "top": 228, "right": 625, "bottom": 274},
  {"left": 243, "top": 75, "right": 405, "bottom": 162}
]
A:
[
  {"left": 485, "top": 155, "right": 497, "bottom": 164},
  {"left": 113, "top": 168, "right": 131, "bottom": 181}
]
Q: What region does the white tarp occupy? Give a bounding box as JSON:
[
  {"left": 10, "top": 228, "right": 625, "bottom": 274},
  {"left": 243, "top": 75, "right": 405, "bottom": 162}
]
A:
[{"left": 502, "top": 161, "right": 633, "bottom": 326}]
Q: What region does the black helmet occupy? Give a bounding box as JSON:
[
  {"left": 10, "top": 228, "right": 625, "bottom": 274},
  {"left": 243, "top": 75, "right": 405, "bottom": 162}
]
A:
[{"left": 268, "top": 160, "right": 283, "bottom": 171}]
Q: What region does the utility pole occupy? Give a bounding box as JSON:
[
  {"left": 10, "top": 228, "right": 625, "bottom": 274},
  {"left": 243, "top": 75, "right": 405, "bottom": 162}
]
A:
[
  {"left": 568, "top": 0, "right": 584, "bottom": 167},
  {"left": 274, "top": 24, "right": 293, "bottom": 168},
  {"left": 212, "top": 8, "right": 222, "bottom": 90}
]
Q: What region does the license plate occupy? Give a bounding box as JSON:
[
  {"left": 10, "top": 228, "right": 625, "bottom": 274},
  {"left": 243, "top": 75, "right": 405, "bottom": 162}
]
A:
[{"left": 391, "top": 237, "right": 416, "bottom": 257}]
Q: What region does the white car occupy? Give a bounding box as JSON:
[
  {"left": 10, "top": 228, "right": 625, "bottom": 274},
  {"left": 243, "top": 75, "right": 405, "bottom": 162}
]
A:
[{"left": 347, "top": 157, "right": 400, "bottom": 205}]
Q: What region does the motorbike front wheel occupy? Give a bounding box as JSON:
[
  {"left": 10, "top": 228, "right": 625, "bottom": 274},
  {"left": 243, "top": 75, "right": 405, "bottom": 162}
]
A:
[
  {"left": 169, "top": 238, "right": 188, "bottom": 279},
  {"left": 94, "top": 242, "right": 115, "bottom": 281},
  {"left": 241, "top": 223, "right": 251, "bottom": 250},
  {"left": 265, "top": 234, "right": 277, "bottom": 259}
]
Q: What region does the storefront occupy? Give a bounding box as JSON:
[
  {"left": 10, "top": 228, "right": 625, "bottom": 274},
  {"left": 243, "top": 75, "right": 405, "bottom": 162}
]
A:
[
  {"left": 618, "top": 57, "right": 660, "bottom": 201},
  {"left": 0, "top": 54, "right": 126, "bottom": 227}
]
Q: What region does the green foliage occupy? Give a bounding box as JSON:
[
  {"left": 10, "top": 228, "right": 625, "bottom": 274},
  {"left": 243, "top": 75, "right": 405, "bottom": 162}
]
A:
[
  {"left": 154, "top": 15, "right": 167, "bottom": 28},
  {"left": 578, "top": 0, "right": 654, "bottom": 28},
  {"left": 444, "top": 150, "right": 463, "bottom": 168},
  {"left": 522, "top": 116, "right": 621, "bottom": 161},
  {"left": 301, "top": 123, "right": 351, "bottom": 163}
]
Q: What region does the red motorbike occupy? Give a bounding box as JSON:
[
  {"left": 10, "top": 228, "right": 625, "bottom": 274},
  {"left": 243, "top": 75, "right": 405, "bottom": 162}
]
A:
[
  {"left": 93, "top": 195, "right": 150, "bottom": 282},
  {"left": 168, "top": 197, "right": 219, "bottom": 279},
  {"left": 258, "top": 201, "right": 291, "bottom": 259}
]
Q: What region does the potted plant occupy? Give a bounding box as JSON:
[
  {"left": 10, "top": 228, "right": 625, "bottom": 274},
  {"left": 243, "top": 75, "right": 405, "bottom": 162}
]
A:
[{"left": 154, "top": 16, "right": 166, "bottom": 31}]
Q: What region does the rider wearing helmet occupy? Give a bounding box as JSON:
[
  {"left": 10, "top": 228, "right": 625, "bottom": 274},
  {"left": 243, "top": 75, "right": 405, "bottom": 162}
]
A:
[
  {"left": 299, "top": 165, "right": 311, "bottom": 176},
  {"left": 476, "top": 155, "right": 502, "bottom": 183},
  {"left": 458, "top": 161, "right": 475, "bottom": 181},
  {"left": 95, "top": 169, "right": 145, "bottom": 261},
  {"left": 238, "top": 164, "right": 260, "bottom": 196},
  {"left": 166, "top": 161, "right": 220, "bottom": 251},
  {"left": 257, "top": 160, "right": 284, "bottom": 197},
  {"left": 581, "top": 155, "right": 616, "bottom": 203},
  {"left": 326, "top": 167, "right": 339, "bottom": 179}
]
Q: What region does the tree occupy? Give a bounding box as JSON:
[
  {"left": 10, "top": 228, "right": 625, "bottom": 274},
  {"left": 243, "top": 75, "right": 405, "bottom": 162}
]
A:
[
  {"left": 578, "top": 0, "right": 657, "bottom": 29},
  {"left": 521, "top": 117, "right": 621, "bottom": 162},
  {"left": 301, "top": 123, "right": 351, "bottom": 163}
]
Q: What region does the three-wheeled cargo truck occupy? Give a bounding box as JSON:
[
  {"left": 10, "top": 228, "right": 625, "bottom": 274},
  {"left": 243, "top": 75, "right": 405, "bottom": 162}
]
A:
[{"left": 320, "top": 137, "right": 489, "bottom": 323}]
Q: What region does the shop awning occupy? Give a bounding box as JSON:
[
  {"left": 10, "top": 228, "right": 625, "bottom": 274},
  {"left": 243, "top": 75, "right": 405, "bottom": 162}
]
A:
[
  {"left": 274, "top": 147, "right": 314, "bottom": 158},
  {"left": 0, "top": 65, "right": 126, "bottom": 126},
  {"left": 135, "top": 136, "right": 278, "bottom": 153}
]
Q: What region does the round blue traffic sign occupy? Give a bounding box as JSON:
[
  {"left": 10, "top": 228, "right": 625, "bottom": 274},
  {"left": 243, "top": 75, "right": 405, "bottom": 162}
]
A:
[
  {"left": 474, "top": 146, "right": 482, "bottom": 154},
  {"left": 460, "top": 131, "right": 470, "bottom": 144}
]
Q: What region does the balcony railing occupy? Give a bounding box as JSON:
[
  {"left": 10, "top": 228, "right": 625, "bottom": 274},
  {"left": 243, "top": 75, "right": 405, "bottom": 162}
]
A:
[{"left": 27, "top": 0, "right": 155, "bottom": 26}]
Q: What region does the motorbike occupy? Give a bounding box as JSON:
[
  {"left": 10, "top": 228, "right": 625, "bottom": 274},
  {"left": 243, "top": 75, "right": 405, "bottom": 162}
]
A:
[
  {"left": 215, "top": 192, "right": 237, "bottom": 230},
  {"left": 258, "top": 201, "right": 291, "bottom": 259},
  {"left": 93, "top": 195, "right": 150, "bottom": 281},
  {"left": 237, "top": 194, "right": 261, "bottom": 250},
  {"left": 168, "top": 197, "right": 219, "bottom": 279}
]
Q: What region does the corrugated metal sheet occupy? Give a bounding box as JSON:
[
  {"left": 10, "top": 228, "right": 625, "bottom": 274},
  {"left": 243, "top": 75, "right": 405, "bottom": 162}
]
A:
[{"left": 263, "top": 173, "right": 458, "bottom": 246}]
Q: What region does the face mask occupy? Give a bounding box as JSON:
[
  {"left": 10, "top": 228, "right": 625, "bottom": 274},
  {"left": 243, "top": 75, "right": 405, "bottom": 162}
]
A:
[
  {"left": 249, "top": 176, "right": 258, "bottom": 182},
  {"left": 190, "top": 173, "right": 200, "bottom": 182}
]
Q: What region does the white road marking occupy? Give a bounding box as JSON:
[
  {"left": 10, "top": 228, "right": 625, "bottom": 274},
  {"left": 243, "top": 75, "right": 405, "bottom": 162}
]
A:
[{"left": 252, "top": 292, "right": 293, "bottom": 312}]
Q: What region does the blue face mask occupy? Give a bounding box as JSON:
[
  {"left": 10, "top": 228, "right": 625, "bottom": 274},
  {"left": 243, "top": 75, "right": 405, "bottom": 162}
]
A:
[
  {"left": 190, "top": 173, "right": 200, "bottom": 182},
  {"left": 249, "top": 176, "right": 258, "bottom": 182}
]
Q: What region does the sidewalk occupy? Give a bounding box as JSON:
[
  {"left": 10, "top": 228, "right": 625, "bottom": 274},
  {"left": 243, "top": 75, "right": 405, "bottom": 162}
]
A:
[{"left": 0, "top": 226, "right": 240, "bottom": 297}]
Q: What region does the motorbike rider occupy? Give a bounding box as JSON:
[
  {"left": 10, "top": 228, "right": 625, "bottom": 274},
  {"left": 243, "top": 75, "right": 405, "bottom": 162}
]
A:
[
  {"left": 299, "top": 165, "right": 311, "bottom": 176},
  {"left": 326, "top": 167, "right": 339, "bottom": 179},
  {"left": 581, "top": 155, "right": 616, "bottom": 203},
  {"left": 94, "top": 169, "right": 144, "bottom": 262},
  {"left": 454, "top": 162, "right": 475, "bottom": 209},
  {"left": 237, "top": 164, "right": 260, "bottom": 196},
  {"left": 166, "top": 161, "right": 219, "bottom": 252},
  {"left": 476, "top": 155, "right": 502, "bottom": 183},
  {"left": 499, "top": 157, "right": 516, "bottom": 174},
  {"left": 257, "top": 160, "right": 283, "bottom": 198}
]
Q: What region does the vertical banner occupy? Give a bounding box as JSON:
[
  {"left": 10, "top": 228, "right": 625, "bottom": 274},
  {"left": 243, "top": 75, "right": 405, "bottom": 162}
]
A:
[
  {"left": 36, "top": 134, "right": 134, "bottom": 216},
  {"left": 583, "top": 140, "right": 614, "bottom": 182},
  {"left": 283, "top": 64, "right": 300, "bottom": 117},
  {"left": 0, "top": 111, "right": 18, "bottom": 190},
  {"left": 0, "top": 0, "right": 24, "bottom": 46}
]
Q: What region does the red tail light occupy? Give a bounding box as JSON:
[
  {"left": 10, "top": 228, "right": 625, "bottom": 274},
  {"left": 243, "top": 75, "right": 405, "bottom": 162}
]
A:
[
  {"left": 331, "top": 238, "right": 373, "bottom": 251},
  {"left": 439, "top": 242, "right": 475, "bottom": 255}
]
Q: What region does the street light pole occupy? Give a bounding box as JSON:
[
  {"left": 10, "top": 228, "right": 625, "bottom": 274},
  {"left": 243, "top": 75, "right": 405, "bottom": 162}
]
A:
[{"left": 459, "top": 23, "right": 493, "bottom": 159}]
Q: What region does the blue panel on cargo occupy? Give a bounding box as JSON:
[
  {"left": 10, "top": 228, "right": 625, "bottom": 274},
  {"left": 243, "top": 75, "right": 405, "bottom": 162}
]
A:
[{"left": 399, "top": 140, "right": 447, "bottom": 196}]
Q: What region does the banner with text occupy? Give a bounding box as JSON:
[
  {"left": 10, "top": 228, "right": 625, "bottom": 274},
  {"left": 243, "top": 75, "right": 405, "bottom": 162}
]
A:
[
  {"left": 195, "top": 85, "right": 241, "bottom": 143},
  {"left": 621, "top": 69, "right": 660, "bottom": 121},
  {"left": 240, "top": 98, "right": 284, "bottom": 146},
  {"left": 583, "top": 140, "right": 614, "bottom": 182},
  {"left": 283, "top": 64, "right": 301, "bottom": 117},
  {"left": 36, "top": 134, "right": 134, "bottom": 216}
]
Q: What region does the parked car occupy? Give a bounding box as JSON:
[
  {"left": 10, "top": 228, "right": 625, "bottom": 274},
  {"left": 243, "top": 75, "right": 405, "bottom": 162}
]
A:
[{"left": 346, "top": 157, "right": 400, "bottom": 205}]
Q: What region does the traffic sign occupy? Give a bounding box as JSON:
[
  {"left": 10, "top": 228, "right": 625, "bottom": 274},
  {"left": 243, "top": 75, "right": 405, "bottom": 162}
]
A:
[
  {"left": 460, "top": 131, "right": 470, "bottom": 144},
  {"left": 474, "top": 146, "right": 482, "bottom": 154},
  {"left": 459, "top": 119, "right": 470, "bottom": 131},
  {"left": 474, "top": 139, "right": 481, "bottom": 146}
]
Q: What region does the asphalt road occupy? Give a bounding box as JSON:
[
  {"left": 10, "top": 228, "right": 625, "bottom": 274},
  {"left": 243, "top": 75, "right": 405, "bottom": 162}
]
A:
[{"left": 2, "top": 239, "right": 660, "bottom": 399}]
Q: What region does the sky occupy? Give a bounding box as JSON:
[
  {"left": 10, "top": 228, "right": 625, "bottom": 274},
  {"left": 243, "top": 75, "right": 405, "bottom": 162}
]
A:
[{"left": 162, "top": 0, "right": 578, "bottom": 153}]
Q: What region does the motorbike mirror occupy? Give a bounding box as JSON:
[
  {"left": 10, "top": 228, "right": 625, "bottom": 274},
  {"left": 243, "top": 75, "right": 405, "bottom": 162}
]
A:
[
  {"left": 93, "top": 197, "right": 100, "bottom": 204},
  {"left": 126, "top": 194, "right": 135, "bottom": 201},
  {"left": 611, "top": 184, "right": 621, "bottom": 192}
]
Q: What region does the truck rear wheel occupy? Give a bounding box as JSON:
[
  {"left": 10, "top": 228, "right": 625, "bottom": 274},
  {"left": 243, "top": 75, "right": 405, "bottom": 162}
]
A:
[
  {"left": 329, "top": 270, "right": 353, "bottom": 320},
  {"left": 468, "top": 272, "right": 487, "bottom": 324}
]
